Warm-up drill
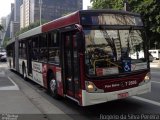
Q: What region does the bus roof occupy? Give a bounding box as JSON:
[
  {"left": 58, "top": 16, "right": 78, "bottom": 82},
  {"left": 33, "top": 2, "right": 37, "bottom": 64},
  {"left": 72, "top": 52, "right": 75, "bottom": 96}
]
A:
[
  {"left": 79, "top": 9, "right": 140, "bottom": 16},
  {"left": 42, "top": 11, "right": 80, "bottom": 33},
  {"left": 18, "top": 11, "right": 80, "bottom": 40},
  {"left": 18, "top": 9, "right": 141, "bottom": 40},
  {"left": 6, "top": 37, "right": 16, "bottom": 46},
  {"left": 19, "top": 26, "right": 41, "bottom": 40}
]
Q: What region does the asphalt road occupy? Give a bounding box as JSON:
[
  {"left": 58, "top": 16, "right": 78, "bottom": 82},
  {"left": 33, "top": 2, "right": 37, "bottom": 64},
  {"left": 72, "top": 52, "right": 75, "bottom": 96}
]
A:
[{"left": 1, "top": 62, "right": 160, "bottom": 120}]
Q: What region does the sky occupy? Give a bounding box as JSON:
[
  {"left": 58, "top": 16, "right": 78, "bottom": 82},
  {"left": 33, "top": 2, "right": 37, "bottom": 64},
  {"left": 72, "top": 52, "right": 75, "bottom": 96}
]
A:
[
  {"left": 0, "top": 0, "right": 14, "bottom": 19},
  {"left": 0, "top": 0, "right": 91, "bottom": 19},
  {"left": 83, "top": 0, "right": 92, "bottom": 10}
]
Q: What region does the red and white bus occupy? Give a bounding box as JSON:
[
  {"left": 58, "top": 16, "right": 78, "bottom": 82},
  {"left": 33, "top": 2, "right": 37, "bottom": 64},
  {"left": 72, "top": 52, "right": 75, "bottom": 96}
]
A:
[{"left": 6, "top": 10, "right": 151, "bottom": 106}]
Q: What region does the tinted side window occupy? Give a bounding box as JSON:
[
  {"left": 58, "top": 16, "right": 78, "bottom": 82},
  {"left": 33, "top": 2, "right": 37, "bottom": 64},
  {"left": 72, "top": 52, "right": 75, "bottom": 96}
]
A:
[
  {"left": 32, "top": 36, "right": 39, "bottom": 61},
  {"left": 19, "top": 40, "right": 26, "bottom": 59},
  {"left": 48, "top": 31, "right": 60, "bottom": 64},
  {"left": 39, "top": 34, "right": 48, "bottom": 62}
]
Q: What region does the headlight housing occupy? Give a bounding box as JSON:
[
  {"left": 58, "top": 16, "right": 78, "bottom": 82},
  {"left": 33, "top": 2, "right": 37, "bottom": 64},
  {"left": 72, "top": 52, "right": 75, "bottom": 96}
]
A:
[
  {"left": 139, "top": 72, "right": 151, "bottom": 86},
  {"left": 85, "top": 81, "right": 104, "bottom": 93},
  {"left": 144, "top": 72, "right": 151, "bottom": 80}
]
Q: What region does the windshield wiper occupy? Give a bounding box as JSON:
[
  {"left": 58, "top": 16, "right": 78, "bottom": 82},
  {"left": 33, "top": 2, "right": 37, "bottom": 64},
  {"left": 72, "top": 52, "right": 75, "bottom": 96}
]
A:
[{"left": 100, "top": 30, "right": 117, "bottom": 60}]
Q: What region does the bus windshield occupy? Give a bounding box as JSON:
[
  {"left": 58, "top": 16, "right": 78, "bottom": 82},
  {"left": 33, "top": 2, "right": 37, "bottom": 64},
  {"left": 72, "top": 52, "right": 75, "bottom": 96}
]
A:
[{"left": 84, "top": 29, "right": 146, "bottom": 77}]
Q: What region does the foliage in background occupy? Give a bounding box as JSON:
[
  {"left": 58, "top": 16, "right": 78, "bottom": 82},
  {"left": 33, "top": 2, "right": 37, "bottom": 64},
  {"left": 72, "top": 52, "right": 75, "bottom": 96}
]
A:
[
  {"left": 90, "top": 0, "right": 160, "bottom": 49},
  {"left": 91, "top": 0, "right": 124, "bottom": 10}
]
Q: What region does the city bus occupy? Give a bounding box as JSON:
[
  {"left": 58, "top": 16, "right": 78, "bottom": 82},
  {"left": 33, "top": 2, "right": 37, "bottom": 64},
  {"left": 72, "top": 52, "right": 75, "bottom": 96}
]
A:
[{"left": 6, "top": 10, "right": 151, "bottom": 106}]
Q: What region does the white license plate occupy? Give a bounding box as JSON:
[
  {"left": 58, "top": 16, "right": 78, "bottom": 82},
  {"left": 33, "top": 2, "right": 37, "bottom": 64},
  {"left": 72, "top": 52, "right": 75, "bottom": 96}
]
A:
[{"left": 118, "top": 92, "right": 129, "bottom": 99}]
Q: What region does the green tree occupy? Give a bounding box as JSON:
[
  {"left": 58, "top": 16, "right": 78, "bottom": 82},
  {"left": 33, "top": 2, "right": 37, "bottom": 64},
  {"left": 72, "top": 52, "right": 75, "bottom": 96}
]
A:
[
  {"left": 129, "top": 0, "right": 160, "bottom": 49},
  {"left": 91, "top": 0, "right": 124, "bottom": 9}
]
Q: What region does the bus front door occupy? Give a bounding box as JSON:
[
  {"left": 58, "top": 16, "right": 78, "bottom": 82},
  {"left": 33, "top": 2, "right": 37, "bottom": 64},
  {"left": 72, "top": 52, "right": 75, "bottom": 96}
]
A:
[{"left": 63, "top": 32, "right": 80, "bottom": 99}]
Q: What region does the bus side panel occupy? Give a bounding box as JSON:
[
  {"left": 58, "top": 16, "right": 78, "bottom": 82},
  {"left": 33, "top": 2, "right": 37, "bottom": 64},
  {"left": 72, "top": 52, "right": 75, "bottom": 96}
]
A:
[
  {"left": 32, "top": 62, "right": 64, "bottom": 96},
  {"left": 42, "top": 64, "right": 48, "bottom": 88},
  {"left": 32, "top": 61, "right": 44, "bottom": 86}
]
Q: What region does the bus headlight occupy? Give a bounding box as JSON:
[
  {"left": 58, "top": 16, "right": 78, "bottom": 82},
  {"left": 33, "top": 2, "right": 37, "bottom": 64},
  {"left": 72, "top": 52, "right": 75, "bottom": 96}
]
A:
[
  {"left": 144, "top": 72, "right": 151, "bottom": 81},
  {"left": 85, "top": 81, "right": 104, "bottom": 93},
  {"left": 139, "top": 72, "right": 151, "bottom": 86},
  {"left": 85, "top": 81, "right": 95, "bottom": 92}
]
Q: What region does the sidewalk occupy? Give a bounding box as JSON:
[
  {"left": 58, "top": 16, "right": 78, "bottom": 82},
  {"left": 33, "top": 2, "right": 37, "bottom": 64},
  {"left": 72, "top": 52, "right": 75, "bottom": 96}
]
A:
[{"left": 0, "top": 63, "right": 72, "bottom": 120}]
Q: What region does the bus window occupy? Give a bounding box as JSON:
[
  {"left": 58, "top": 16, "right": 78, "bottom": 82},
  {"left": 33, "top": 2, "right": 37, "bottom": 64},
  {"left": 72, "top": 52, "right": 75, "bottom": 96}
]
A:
[
  {"left": 32, "top": 37, "right": 39, "bottom": 61},
  {"left": 19, "top": 41, "right": 27, "bottom": 59},
  {"left": 48, "top": 31, "right": 60, "bottom": 64},
  {"left": 39, "top": 34, "right": 48, "bottom": 62}
]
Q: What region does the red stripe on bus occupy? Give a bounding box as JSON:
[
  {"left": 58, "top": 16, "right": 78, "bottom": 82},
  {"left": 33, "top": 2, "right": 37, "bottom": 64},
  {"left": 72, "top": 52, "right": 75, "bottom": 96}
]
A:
[{"left": 42, "top": 11, "right": 80, "bottom": 32}]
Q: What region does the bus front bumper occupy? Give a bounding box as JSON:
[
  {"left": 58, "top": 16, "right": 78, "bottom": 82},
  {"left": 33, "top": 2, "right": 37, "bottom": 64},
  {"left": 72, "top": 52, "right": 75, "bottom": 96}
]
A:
[{"left": 81, "top": 82, "right": 151, "bottom": 106}]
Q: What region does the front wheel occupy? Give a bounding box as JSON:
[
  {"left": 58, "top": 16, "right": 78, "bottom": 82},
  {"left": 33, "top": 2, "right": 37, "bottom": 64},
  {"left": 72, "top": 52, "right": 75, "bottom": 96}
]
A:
[{"left": 49, "top": 73, "right": 60, "bottom": 99}]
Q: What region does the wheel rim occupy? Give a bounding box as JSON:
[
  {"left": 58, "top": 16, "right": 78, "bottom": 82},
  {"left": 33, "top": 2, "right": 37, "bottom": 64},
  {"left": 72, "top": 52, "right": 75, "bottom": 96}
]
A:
[{"left": 50, "top": 79, "right": 56, "bottom": 93}]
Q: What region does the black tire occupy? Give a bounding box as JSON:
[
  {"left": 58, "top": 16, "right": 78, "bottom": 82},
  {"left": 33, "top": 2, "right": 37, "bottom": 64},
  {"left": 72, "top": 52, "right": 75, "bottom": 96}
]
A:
[{"left": 49, "top": 73, "right": 60, "bottom": 99}]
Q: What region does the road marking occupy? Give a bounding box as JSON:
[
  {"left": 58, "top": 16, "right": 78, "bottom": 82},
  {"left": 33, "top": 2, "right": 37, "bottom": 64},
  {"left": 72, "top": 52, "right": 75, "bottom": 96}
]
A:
[
  {"left": 132, "top": 96, "right": 160, "bottom": 107},
  {"left": 151, "top": 81, "right": 160, "bottom": 84},
  {"left": 0, "top": 77, "right": 19, "bottom": 90}
]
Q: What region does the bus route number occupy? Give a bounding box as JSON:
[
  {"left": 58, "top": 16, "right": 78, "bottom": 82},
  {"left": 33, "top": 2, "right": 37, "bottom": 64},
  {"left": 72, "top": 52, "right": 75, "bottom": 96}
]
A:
[{"left": 125, "top": 80, "right": 137, "bottom": 86}]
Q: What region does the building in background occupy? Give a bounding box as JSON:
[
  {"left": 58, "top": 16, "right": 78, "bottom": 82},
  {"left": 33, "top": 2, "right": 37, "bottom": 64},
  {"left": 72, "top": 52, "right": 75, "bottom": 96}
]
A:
[
  {"left": 20, "top": 4, "right": 24, "bottom": 29},
  {"left": 1, "top": 0, "right": 23, "bottom": 45},
  {"left": 10, "top": 21, "right": 20, "bottom": 38},
  {"left": 1, "top": 0, "right": 82, "bottom": 45},
  {"left": 10, "top": 0, "right": 23, "bottom": 40},
  {"left": 20, "top": 0, "right": 82, "bottom": 28},
  {"left": 0, "top": 3, "right": 14, "bottom": 45},
  {"left": 14, "top": 0, "right": 23, "bottom": 22},
  {"left": 0, "top": 17, "right": 7, "bottom": 30}
]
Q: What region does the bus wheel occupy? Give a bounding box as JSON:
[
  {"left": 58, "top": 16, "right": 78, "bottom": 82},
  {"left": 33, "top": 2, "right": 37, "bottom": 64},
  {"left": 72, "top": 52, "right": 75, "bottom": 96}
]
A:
[{"left": 49, "top": 74, "right": 59, "bottom": 99}]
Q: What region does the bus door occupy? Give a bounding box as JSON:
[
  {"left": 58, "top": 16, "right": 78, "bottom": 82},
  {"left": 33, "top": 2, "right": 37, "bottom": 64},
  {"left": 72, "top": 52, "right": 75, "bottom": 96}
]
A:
[
  {"left": 13, "top": 44, "right": 15, "bottom": 68},
  {"left": 62, "top": 32, "right": 80, "bottom": 98},
  {"left": 27, "top": 39, "right": 32, "bottom": 76}
]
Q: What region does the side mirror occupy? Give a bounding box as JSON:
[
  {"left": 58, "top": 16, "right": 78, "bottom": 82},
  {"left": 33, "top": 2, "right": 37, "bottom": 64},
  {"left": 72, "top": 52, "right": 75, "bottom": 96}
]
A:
[{"left": 75, "top": 24, "right": 84, "bottom": 52}]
